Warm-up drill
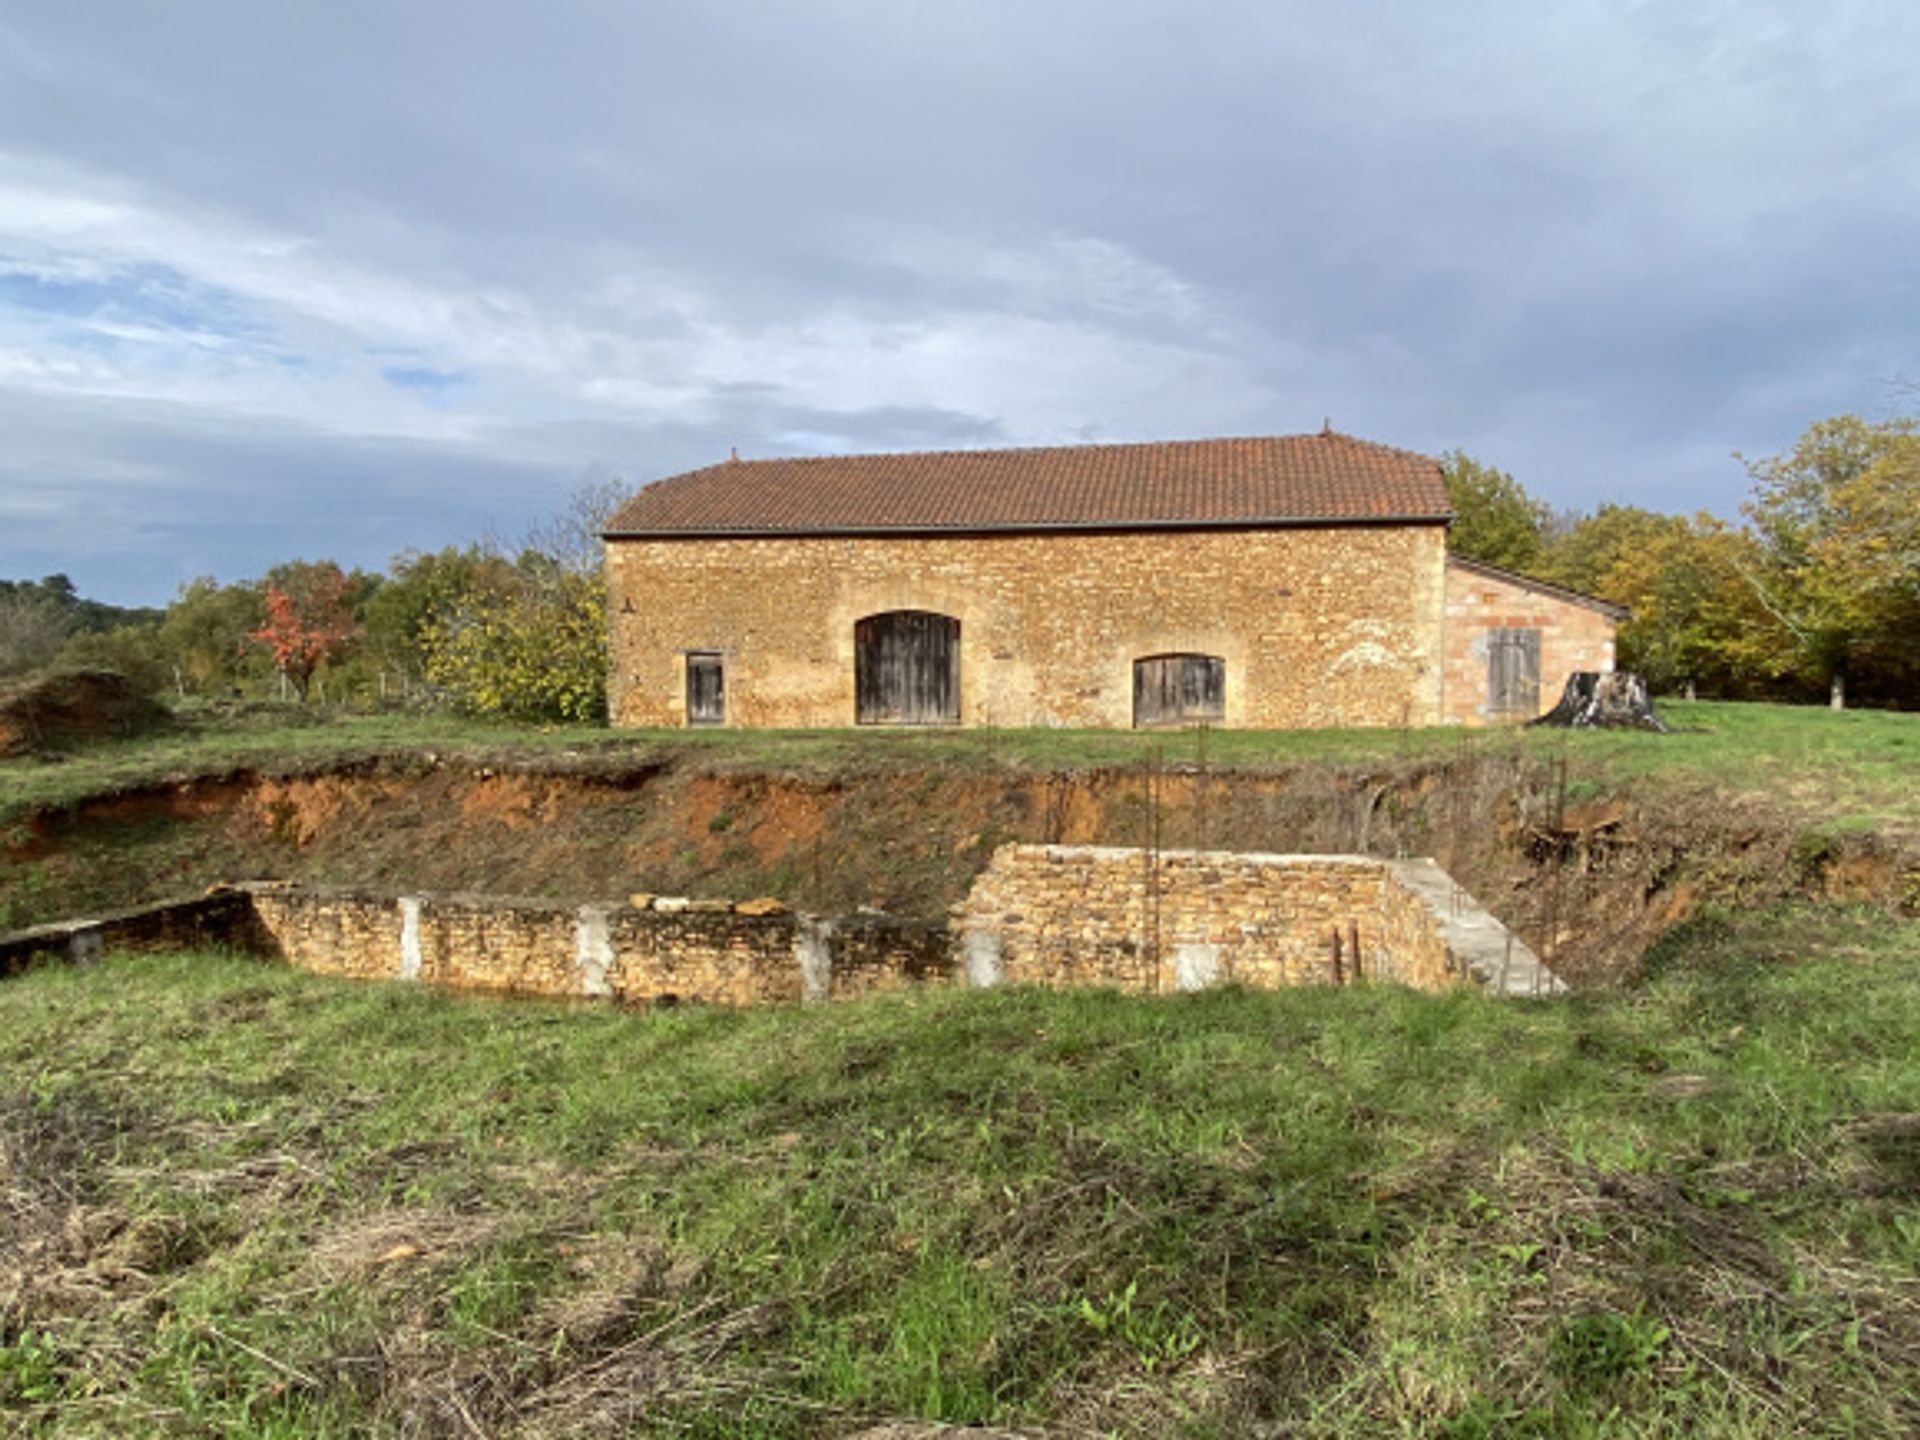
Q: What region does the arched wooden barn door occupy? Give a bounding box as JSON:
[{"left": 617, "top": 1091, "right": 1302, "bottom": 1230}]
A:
[
  {"left": 1133, "top": 653, "right": 1225, "bottom": 727},
  {"left": 855, "top": 611, "right": 961, "bottom": 724}
]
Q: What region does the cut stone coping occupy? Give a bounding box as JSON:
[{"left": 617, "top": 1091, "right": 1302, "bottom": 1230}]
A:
[{"left": 1385, "top": 857, "right": 1563, "bottom": 996}]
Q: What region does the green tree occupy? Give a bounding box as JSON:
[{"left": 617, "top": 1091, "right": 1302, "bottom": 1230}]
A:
[
  {"left": 0, "top": 574, "right": 163, "bottom": 636},
  {"left": 421, "top": 557, "right": 606, "bottom": 722},
  {"left": 361, "top": 545, "right": 516, "bottom": 700},
  {"left": 157, "top": 578, "right": 266, "bottom": 696},
  {"left": 51, "top": 622, "right": 172, "bottom": 695},
  {"left": 1739, "top": 415, "right": 1920, "bottom": 708},
  {"left": 416, "top": 483, "right": 618, "bottom": 723},
  {"left": 0, "top": 591, "right": 72, "bottom": 678},
  {"left": 1541, "top": 506, "right": 1768, "bottom": 697},
  {"left": 1441, "top": 451, "right": 1550, "bottom": 571}
]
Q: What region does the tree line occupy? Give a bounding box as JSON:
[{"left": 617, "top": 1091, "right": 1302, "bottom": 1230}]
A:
[
  {"left": 1445, "top": 413, "right": 1919, "bottom": 710},
  {"left": 0, "top": 482, "right": 620, "bottom": 722},
  {"left": 3, "top": 413, "right": 1916, "bottom": 718}
]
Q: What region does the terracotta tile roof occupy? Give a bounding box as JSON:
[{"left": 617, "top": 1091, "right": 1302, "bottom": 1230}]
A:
[{"left": 604, "top": 431, "right": 1451, "bottom": 537}]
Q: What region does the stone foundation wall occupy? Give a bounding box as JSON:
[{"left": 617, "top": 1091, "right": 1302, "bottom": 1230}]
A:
[
  {"left": 957, "top": 845, "right": 1559, "bottom": 995},
  {"left": 245, "top": 887, "right": 957, "bottom": 1005},
  {"left": 1, "top": 857, "right": 1556, "bottom": 1001},
  {"left": 0, "top": 891, "right": 263, "bottom": 978}
]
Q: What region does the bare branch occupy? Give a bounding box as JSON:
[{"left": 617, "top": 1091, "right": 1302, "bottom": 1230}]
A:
[{"left": 1726, "top": 553, "right": 1812, "bottom": 648}]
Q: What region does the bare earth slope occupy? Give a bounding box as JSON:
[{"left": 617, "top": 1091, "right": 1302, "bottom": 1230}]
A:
[{"left": 6, "top": 702, "right": 1917, "bottom": 987}]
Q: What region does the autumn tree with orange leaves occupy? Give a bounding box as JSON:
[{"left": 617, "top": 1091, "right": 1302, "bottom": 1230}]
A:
[{"left": 247, "top": 560, "right": 361, "bottom": 701}]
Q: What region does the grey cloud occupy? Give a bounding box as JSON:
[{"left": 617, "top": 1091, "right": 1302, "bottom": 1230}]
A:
[{"left": 0, "top": 1, "right": 1914, "bottom": 601}]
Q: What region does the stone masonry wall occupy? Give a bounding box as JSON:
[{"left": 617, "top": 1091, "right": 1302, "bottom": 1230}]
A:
[
  {"left": 2, "top": 860, "right": 1558, "bottom": 1002},
  {"left": 959, "top": 846, "right": 1456, "bottom": 992},
  {"left": 1442, "top": 558, "right": 1619, "bottom": 726},
  {"left": 245, "top": 887, "right": 956, "bottom": 1005},
  {"left": 957, "top": 845, "right": 1560, "bottom": 995},
  {"left": 606, "top": 524, "right": 1448, "bottom": 731}
]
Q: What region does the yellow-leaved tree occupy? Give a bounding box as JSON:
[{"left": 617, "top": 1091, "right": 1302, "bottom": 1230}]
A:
[
  {"left": 1540, "top": 506, "right": 1772, "bottom": 699},
  {"left": 1737, "top": 416, "right": 1920, "bottom": 709},
  {"left": 418, "top": 481, "right": 621, "bottom": 723}
]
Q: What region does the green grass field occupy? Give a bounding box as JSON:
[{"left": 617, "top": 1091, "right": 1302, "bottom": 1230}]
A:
[
  {"left": 6, "top": 698, "right": 1920, "bottom": 832},
  {"left": 4, "top": 906, "right": 1918, "bottom": 1436}
]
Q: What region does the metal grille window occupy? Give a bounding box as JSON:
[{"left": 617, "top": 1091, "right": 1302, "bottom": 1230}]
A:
[
  {"left": 1486, "top": 628, "right": 1542, "bottom": 717},
  {"left": 1133, "top": 654, "right": 1226, "bottom": 727}
]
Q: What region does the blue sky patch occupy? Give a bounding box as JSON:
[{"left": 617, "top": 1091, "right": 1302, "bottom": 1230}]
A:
[
  {"left": 0, "top": 261, "right": 263, "bottom": 340},
  {"left": 381, "top": 364, "right": 474, "bottom": 401}
]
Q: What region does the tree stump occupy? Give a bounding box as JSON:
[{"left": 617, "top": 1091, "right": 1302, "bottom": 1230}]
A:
[{"left": 1530, "top": 671, "right": 1669, "bottom": 732}]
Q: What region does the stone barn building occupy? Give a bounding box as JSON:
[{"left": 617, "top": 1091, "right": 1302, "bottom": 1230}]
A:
[{"left": 602, "top": 431, "right": 1621, "bottom": 731}]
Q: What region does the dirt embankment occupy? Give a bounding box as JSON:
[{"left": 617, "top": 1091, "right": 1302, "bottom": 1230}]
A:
[{"left": 6, "top": 748, "right": 1915, "bottom": 986}]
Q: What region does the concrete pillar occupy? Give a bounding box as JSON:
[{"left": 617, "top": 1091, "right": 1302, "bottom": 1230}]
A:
[
  {"left": 795, "top": 916, "right": 835, "bottom": 1003},
  {"left": 1173, "top": 942, "right": 1221, "bottom": 992},
  {"left": 964, "top": 928, "right": 1003, "bottom": 988},
  {"left": 574, "top": 904, "right": 613, "bottom": 997},
  {"left": 69, "top": 927, "right": 103, "bottom": 965},
  {"left": 398, "top": 897, "right": 423, "bottom": 981}
]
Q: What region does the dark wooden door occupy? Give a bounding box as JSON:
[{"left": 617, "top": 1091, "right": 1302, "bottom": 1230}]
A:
[
  {"left": 1133, "top": 654, "right": 1225, "bottom": 727},
  {"left": 1487, "top": 629, "right": 1541, "bottom": 717},
  {"left": 686, "top": 653, "right": 725, "bottom": 726},
  {"left": 855, "top": 611, "right": 960, "bottom": 724}
]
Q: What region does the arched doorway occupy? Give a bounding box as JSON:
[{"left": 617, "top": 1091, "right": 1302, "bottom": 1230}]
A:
[{"left": 855, "top": 610, "right": 961, "bottom": 724}]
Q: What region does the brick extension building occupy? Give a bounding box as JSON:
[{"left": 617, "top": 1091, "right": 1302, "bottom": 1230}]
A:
[{"left": 603, "top": 431, "right": 1622, "bottom": 730}]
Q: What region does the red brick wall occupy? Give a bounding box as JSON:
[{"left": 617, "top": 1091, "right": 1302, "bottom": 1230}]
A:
[{"left": 1441, "top": 560, "right": 1618, "bottom": 725}]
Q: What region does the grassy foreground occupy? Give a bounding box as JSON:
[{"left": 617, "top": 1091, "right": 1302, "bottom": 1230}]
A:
[{"left": 3, "top": 909, "right": 1919, "bottom": 1436}]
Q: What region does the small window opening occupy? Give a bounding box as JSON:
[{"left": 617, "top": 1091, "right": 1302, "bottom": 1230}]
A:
[
  {"left": 1486, "top": 628, "right": 1541, "bottom": 717},
  {"left": 685, "top": 652, "right": 725, "bottom": 726}
]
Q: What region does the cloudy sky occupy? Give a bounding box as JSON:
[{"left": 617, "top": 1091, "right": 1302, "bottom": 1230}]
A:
[{"left": 1, "top": 2, "right": 1914, "bottom": 604}]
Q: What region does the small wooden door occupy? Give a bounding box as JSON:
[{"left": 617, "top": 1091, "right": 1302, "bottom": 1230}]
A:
[
  {"left": 1487, "top": 629, "right": 1541, "bottom": 717},
  {"left": 685, "top": 653, "right": 725, "bottom": 726},
  {"left": 1133, "top": 654, "right": 1225, "bottom": 727},
  {"left": 855, "top": 611, "right": 960, "bottom": 724}
]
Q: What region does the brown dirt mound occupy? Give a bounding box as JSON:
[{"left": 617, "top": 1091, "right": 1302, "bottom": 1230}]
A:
[{"left": 0, "top": 670, "right": 168, "bottom": 757}]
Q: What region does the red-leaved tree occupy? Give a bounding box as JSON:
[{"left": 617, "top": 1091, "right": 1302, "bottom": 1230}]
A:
[{"left": 247, "top": 561, "right": 360, "bottom": 701}]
